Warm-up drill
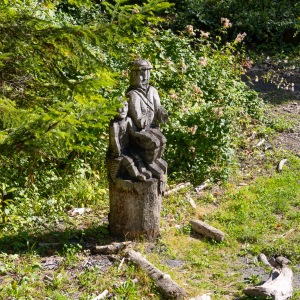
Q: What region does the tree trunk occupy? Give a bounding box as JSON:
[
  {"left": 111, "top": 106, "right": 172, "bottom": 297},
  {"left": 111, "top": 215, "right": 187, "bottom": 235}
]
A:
[{"left": 109, "top": 177, "right": 165, "bottom": 240}]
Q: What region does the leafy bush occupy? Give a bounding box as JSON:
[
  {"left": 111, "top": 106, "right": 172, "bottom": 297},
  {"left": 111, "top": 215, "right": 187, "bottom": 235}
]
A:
[{"left": 130, "top": 30, "right": 263, "bottom": 182}]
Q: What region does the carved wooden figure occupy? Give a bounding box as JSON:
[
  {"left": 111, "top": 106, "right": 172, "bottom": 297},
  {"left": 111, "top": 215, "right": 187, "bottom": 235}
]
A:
[{"left": 107, "top": 59, "right": 168, "bottom": 240}]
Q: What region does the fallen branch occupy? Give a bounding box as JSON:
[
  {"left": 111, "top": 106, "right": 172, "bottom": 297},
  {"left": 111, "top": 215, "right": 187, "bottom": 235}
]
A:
[
  {"left": 190, "top": 294, "right": 211, "bottom": 300},
  {"left": 165, "top": 182, "right": 191, "bottom": 196},
  {"left": 118, "top": 257, "right": 125, "bottom": 271},
  {"left": 92, "top": 241, "right": 133, "bottom": 254},
  {"left": 127, "top": 250, "right": 187, "bottom": 299},
  {"left": 194, "top": 180, "right": 210, "bottom": 193},
  {"left": 244, "top": 257, "right": 293, "bottom": 300},
  {"left": 190, "top": 220, "right": 225, "bottom": 242},
  {"left": 273, "top": 228, "right": 295, "bottom": 242}
]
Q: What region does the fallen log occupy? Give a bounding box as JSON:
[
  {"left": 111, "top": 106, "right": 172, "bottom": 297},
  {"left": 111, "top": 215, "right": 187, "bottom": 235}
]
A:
[
  {"left": 127, "top": 250, "right": 187, "bottom": 299},
  {"left": 92, "top": 241, "right": 133, "bottom": 254},
  {"left": 244, "top": 257, "right": 293, "bottom": 300},
  {"left": 190, "top": 220, "right": 225, "bottom": 242}
]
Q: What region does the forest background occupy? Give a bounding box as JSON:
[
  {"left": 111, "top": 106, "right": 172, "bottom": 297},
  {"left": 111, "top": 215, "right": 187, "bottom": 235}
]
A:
[{"left": 0, "top": 0, "right": 299, "bottom": 299}]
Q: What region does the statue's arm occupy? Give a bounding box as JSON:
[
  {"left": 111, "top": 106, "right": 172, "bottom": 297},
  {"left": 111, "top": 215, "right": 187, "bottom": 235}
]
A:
[
  {"left": 153, "top": 88, "right": 168, "bottom": 124},
  {"left": 109, "top": 122, "right": 122, "bottom": 157},
  {"left": 127, "top": 92, "right": 145, "bottom": 129}
]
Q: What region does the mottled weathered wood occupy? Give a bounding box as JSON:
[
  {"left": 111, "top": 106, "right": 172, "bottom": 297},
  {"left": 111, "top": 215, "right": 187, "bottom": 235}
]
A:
[
  {"left": 165, "top": 182, "right": 190, "bottom": 196},
  {"left": 190, "top": 220, "right": 225, "bottom": 242},
  {"left": 244, "top": 265, "right": 293, "bottom": 300},
  {"left": 92, "top": 241, "right": 133, "bottom": 254},
  {"left": 109, "top": 177, "right": 165, "bottom": 240},
  {"left": 127, "top": 250, "right": 187, "bottom": 299}
]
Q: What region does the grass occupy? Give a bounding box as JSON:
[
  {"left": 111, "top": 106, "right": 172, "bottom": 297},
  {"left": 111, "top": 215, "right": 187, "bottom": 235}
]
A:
[{"left": 0, "top": 149, "right": 299, "bottom": 299}]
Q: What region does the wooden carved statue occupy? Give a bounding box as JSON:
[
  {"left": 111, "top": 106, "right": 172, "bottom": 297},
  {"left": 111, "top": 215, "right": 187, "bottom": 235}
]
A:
[{"left": 107, "top": 59, "right": 168, "bottom": 240}]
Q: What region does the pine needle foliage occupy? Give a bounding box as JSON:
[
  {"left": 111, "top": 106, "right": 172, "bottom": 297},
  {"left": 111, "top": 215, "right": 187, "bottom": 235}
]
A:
[{"left": 0, "top": 0, "right": 173, "bottom": 224}]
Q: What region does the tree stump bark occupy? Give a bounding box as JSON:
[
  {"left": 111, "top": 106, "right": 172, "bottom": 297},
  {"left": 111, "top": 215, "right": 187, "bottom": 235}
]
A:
[{"left": 109, "top": 177, "right": 165, "bottom": 240}]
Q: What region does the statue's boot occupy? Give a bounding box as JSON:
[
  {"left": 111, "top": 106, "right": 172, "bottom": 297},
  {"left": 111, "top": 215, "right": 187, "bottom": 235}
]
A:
[
  {"left": 123, "top": 156, "right": 146, "bottom": 182},
  {"left": 140, "top": 168, "right": 152, "bottom": 179},
  {"left": 135, "top": 159, "right": 152, "bottom": 179}
]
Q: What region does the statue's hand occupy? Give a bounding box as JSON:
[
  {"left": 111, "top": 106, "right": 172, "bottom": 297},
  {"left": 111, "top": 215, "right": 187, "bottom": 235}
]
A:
[{"left": 157, "top": 106, "right": 168, "bottom": 124}]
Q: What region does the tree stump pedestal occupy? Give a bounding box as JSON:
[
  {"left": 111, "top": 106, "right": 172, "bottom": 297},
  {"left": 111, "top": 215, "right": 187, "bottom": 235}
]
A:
[{"left": 109, "top": 176, "right": 165, "bottom": 240}]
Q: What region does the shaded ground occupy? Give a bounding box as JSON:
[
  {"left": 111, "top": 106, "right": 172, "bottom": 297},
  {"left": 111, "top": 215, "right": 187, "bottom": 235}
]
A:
[{"left": 245, "top": 62, "right": 300, "bottom": 155}]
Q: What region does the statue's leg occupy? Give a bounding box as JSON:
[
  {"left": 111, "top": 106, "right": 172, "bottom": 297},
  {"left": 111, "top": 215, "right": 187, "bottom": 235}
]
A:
[
  {"left": 131, "top": 131, "right": 165, "bottom": 179},
  {"left": 129, "top": 148, "right": 152, "bottom": 179},
  {"left": 122, "top": 155, "right": 146, "bottom": 181}
]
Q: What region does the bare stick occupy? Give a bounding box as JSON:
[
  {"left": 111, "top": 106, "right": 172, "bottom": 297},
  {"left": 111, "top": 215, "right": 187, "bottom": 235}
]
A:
[
  {"left": 165, "top": 182, "right": 191, "bottom": 196},
  {"left": 273, "top": 228, "right": 295, "bottom": 242},
  {"left": 278, "top": 158, "right": 287, "bottom": 171},
  {"left": 190, "top": 220, "right": 225, "bottom": 242},
  {"left": 127, "top": 250, "right": 187, "bottom": 299},
  {"left": 188, "top": 197, "right": 197, "bottom": 208},
  {"left": 194, "top": 180, "right": 209, "bottom": 193},
  {"left": 93, "top": 241, "right": 133, "bottom": 254},
  {"left": 91, "top": 289, "right": 108, "bottom": 300},
  {"left": 256, "top": 139, "right": 265, "bottom": 147},
  {"left": 118, "top": 257, "right": 125, "bottom": 271}
]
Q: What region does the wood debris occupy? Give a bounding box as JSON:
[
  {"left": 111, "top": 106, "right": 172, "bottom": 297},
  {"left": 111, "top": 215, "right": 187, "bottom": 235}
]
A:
[
  {"left": 92, "top": 241, "right": 134, "bottom": 255},
  {"left": 244, "top": 256, "right": 293, "bottom": 300},
  {"left": 190, "top": 220, "right": 225, "bottom": 242},
  {"left": 91, "top": 289, "right": 108, "bottom": 300},
  {"left": 278, "top": 158, "right": 287, "bottom": 171},
  {"left": 127, "top": 250, "right": 187, "bottom": 299},
  {"left": 165, "top": 182, "right": 191, "bottom": 196}
]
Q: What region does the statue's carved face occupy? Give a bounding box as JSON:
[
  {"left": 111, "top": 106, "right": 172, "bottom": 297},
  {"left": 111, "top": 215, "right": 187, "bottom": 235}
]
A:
[
  {"left": 116, "top": 102, "right": 128, "bottom": 120},
  {"left": 130, "top": 69, "right": 150, "bottom": 89}
]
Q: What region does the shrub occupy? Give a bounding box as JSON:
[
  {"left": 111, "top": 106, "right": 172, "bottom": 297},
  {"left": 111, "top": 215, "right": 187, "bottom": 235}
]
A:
[{"left": 124, "top": 30, "right": 264, "bottom": 183}]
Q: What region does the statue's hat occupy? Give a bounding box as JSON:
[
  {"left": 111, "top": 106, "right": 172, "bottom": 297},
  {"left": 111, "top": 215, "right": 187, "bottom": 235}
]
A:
[{"left": 130, "top": 59, "right": 153, "bottom": 71}]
